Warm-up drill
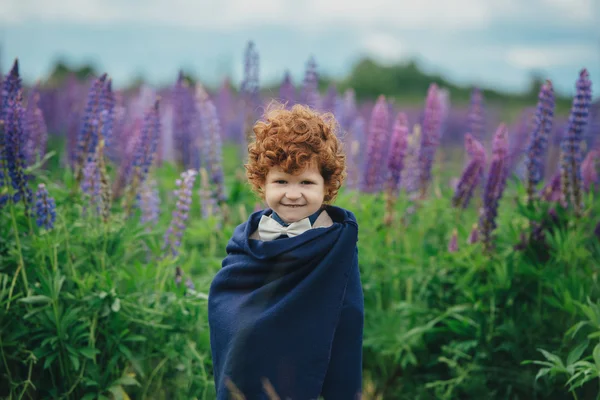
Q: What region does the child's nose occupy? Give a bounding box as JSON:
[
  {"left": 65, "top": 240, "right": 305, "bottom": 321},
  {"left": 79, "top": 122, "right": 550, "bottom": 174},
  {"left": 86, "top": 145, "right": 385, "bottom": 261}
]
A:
[{"left": 285, "top": 188, "right": 302, "bottom": 200}]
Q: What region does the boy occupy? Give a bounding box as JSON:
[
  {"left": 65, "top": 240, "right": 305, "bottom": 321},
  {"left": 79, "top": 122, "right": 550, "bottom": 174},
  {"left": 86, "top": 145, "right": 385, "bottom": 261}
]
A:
[{"left": 208, "top": 103, "right": 364, "bottom": 399}]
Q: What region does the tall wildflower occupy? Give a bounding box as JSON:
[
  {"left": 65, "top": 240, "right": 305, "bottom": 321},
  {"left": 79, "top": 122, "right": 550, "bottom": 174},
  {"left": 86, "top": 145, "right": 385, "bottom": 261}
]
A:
[
  {"left": 163, "top": 169, "right": 197, "bottom": 258},
  {"left": 448, "top": 229, "right": 459, "bottom": 252},
  {"left": 581, "top": 148, "right": 599, "bottom": 191},
  {"left": 172, "top": 71, "right": 193, "bottom": 167},
  {"left": 322, "top": 83, "right": 337, "bottom": 113},
  {"left": 361, "top": 95, "right": 389, "bottom": 193},
  {"left": 0, "top": 120, "right": 7, "bottom": 206},
  {"left": 336, "top": 88, "right": 357, "bottom": 133},
  {"left": 302, "top": 56, "right": 321, "bottom": 110},
  {"left": 386, "top": 112, "right": 409, "bottom": 195},
  {"left": 124, "top": 99, "right": 161, "bottom": 215},
  {"left": 383, "top": 112, "right": 408, "bottom": 224},
  {"left": 199, "top": 167, "right": 219, "bottom": 218},
  {"left": 24, "top": 91, "right": 48, "bottom": 164},
  {"left": 524, "top": 81, "right": 555, "bottom": 204},
  {"left": 452, "top": 134, "right": 486, "bottom": 209},
  {"left": 479, "top": 123, "right": 509, "bottom": 253},
  {"left": 35, "top": 183, "right": 56, "bottom": 230},
  {"left": 75, "top": 73, "right": 107, "bottom": 183},
  {"left": 96, "top": 139, "right": 112, "bottom": 223},
  {"left": 402, "top": 124, "right": 422, "bottom": 196},
  {"left": 139, "top": 178, "right": 160, "bottom": 228},
  {"left": 195, "top": 85, "right": 226, "bottom": 204},
  {"left": 560, "top": 69, "right": 592, "bottom": 215},
  {"left": 467, "top": 87, "right": 485, "bottom": 141},
  {"left": 279, "top": 70, "right": 295, "bottom": 107},
  {"left": 346, "top": 116, "right": 364, "bottom": 190},
  {"left": 3, "top": 60, "right": 32, "bottom": 214},
  {"left": 241, "top": 41, "right": 260, "bottom": 147},
  {"left": 418, "top": 83, "right": 443, "bottom": 198},
  {"left": 100, "top": 78, "right": 115, "bottom": 149}
]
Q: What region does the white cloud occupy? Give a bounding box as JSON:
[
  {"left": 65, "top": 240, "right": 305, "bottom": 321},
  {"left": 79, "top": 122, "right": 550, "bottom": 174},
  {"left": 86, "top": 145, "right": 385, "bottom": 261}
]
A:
[
  {"left": 359, "top": 33, "right": 408, "bottom": 62},
  {"left": 505, "top": 44, "right": 595, "bottom": 69},
  {"left": 0, "top": 0, "right": 518, "bottom": 31}
]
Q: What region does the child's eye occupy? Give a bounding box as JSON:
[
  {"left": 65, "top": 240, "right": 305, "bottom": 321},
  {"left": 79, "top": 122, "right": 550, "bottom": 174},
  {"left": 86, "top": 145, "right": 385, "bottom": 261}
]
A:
[
  {"left": 275, "top": 180, "right": 287, "bottom": 184},
  {"left": 301, "top": 181, "right": 314, "bottom": 185}
]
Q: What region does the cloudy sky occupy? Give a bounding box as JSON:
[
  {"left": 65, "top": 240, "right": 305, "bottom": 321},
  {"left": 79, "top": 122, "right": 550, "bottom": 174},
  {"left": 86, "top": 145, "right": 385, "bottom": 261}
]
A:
[{"left": 1, "top": 0, "right": 599, "bottom": 97}]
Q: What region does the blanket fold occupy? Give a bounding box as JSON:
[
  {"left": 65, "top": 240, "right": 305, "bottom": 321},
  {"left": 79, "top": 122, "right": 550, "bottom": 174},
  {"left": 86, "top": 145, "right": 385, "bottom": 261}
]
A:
[{"left": 208, "top": 205, "right": 363, "bottom": 400}]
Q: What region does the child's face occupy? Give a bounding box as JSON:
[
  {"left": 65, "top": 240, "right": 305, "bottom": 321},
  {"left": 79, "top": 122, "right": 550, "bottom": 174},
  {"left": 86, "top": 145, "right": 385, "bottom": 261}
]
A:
[{"left": 264, "top": 161, "right": 325, "bottom": 224}]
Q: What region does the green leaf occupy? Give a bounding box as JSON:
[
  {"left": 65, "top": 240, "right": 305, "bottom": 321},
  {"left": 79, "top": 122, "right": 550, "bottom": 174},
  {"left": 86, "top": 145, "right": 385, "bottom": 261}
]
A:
[
  {"left": 19, "top": 295, "right": 52, "bottom": 304},
  {"left": 567, "top": 340, "right": 589, "bottom": 366},
  {"left": 70, "top": 354, "right": 80, "bottom": 371},
  {"left": 538, "top": 349, "right": 565, "bottom": 368},
  {"left": 593, "top": 343, "right": 600, "bottom": 368},
  {"left": 112, "top": 375, "right": 140, "bottom": 387},
  {"left": 535, "top": 367, "right": 551, "bottom": 382},
  {"left": 43, "top": 353, "right": 59, "bottom": 370},
  {"left": 79, "top": 347, "right": 100, "bottom": 360}
]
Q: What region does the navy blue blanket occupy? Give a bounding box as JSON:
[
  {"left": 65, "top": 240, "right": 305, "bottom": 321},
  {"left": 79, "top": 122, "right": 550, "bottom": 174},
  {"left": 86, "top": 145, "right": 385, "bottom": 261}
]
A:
[{"left": 208, "top": 205, "right": 363, "bottom": 400}]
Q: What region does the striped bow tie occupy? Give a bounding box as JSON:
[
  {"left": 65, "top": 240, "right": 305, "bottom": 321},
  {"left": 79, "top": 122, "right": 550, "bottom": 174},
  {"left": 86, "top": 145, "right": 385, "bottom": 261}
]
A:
[{"left": 257, "top": 215, "right": 312, "bottom": 241}]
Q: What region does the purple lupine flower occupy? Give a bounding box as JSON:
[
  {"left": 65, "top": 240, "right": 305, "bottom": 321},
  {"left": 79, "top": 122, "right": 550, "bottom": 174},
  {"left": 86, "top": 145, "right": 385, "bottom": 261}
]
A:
[
  {"left": 467, "top": 223, "right": 478, "bottom": 244},
  {"left": 24, "top": 91, "right": 48, "bottom": 164},
  {"left": 402, "top": 123, "right": 422, "bottom": 196},
  {"left": 452, "top": 134, "right": 486, "bottom": 208},
  {"left": 199, "top": 167, "right": 219, "bottom": 218},
  {"left": 386, "top": 112, "right": 409, "bottom": 195},
  {"left": 335, "top": 88, "right": 357, "bottom": 133},
  {"left": 1, "top": 61, "right": 22, "bottom": 201},
  {"left": 131, "top": 99, "right": 161, "bottom": 187},
  {"left": 448, "top": 229, "right": 459, "bottom": 252},
  {"left": 560, "top": 69, "right": 592, "bottom": 215},
  {"left": 345, "top": 116, "right": 365, "bottom": 190},
  {"left": 163, "top": 169, "right": 197, "bottom": 257},
  {"left": 196, "top": 89, "right": 226, "bottom": 203},
  {"left": 3, "top": 75, "right": 33, "bottom": 212},
  {"left": 525, "top": 80, "right": 555, "bottom": 203},
  {"left": 81, "top": 156, "right": 101, "bottom": 214},
  {"left": 139, "top": 178, "right": 160, "bottom": 227},
  {"left": 581, "top": 148, "right": 599, "bottom": 191},
  {"left": 540, "top": 171, "right": 562, "bottom": 203},
  {"left": 361, "top": 95, "right": 389, "bottom": 193},
  {"left": 467, "top": 87, "right": 485, "bottom": 141},
  {"left": 100, "top": 78, "right": 116, "bottom": 148},
  {"left": 302, "top": 56, "right": 321, "bottom": 110},
  {"left": 75, "top": 73, "right": 107, "bottom": 182},
  {"left": 479, "top": 123, "right": 509, "bottom": 253},
  {"left": 279, "top": 70, "right": 295, "bottom": 108},
  {"left": 418, "top": 83, "right": 443, "bottom": 198},
  {"left": 322, "top": 83, "right": 337, "bottom": 113},
  {"left": 172, "top": 72, "right": 193, "bottom": 167},
  {"left": 35, "top": 183, "right": 56, "bottom": 230},
  {"left": 0, "top": 120, "right": 8, "bottom": 206}
]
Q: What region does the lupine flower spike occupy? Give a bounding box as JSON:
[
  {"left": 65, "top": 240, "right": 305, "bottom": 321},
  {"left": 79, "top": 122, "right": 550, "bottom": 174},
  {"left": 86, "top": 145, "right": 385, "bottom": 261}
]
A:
[
  {"left": 418, "top": 83, "right": 443, "bottom": 198},
  {"left": 163, "top": 169, "right": 197, "bottom": 258},
  {"left": 35, "top": 183, "right": 56, "bottom": 230},
  {"left": 525, "top": 80, "right": 555, "bottom": 204},
  {"left": 362, "top": 95, "right": 389, "bottom": 193},
  {"left": 479, "top": 123, "right": 509, "bottom": 254},
  {"left": 560, "top": 69, "right": 592, "bottom": 216},
  {"left": 452, "top": 134, "right": 486, "bottom": 209},
  {"left": 448, "top": 229, "right": 459, "bottom": 252}
]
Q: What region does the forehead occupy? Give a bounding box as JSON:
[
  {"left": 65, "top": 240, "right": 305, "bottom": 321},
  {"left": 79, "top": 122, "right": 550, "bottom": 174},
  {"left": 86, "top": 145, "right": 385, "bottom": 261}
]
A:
[{"left": 268, "top": 162, "right": 322, "bottom": 177}]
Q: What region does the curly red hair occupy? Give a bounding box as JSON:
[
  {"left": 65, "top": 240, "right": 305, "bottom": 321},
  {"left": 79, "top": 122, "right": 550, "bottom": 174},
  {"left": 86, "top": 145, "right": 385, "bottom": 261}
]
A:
[{"left": 245, "top": 102, "right": 346, "bottom": 204}]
